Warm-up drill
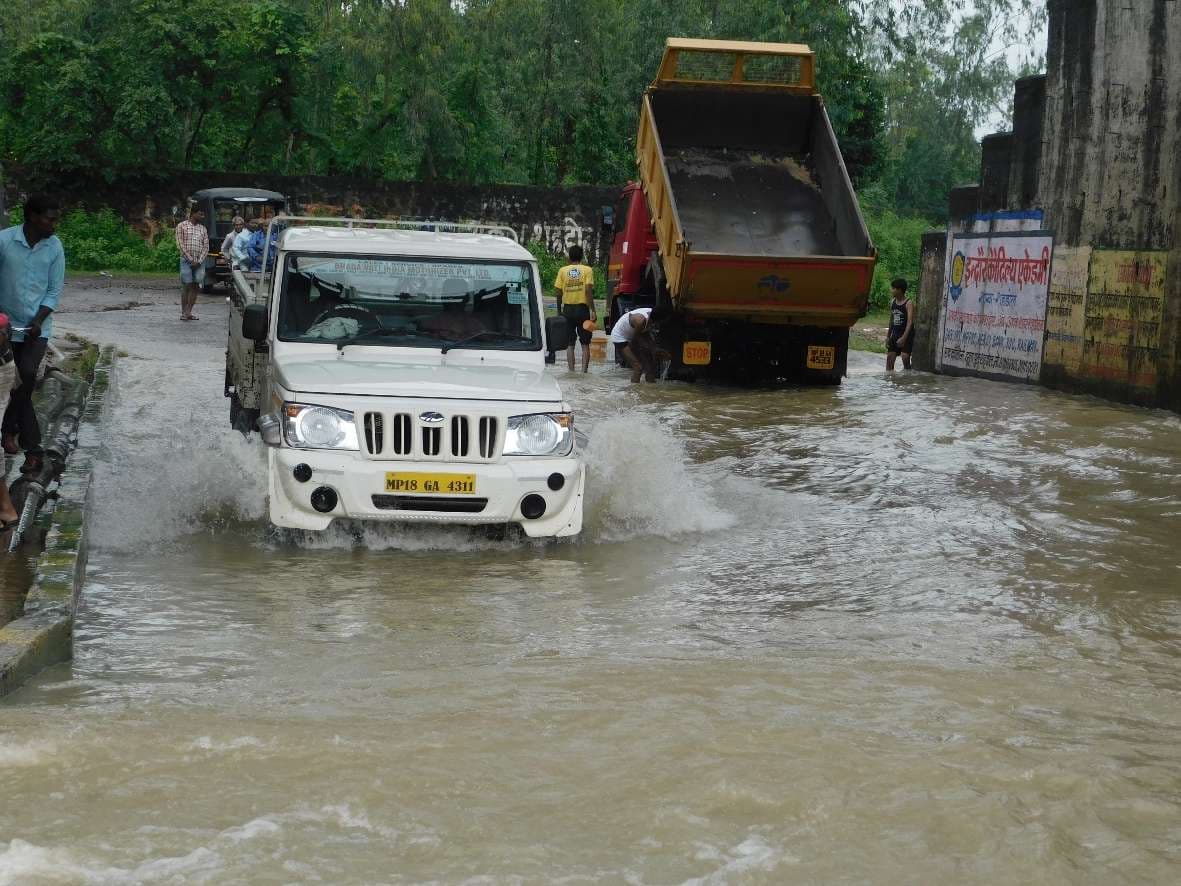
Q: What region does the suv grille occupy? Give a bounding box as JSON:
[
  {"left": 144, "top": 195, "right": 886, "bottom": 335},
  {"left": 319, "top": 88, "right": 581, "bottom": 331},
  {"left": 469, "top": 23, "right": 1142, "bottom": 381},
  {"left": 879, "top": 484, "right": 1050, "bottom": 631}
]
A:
[
  {"left": 361, "top": 411, "right": 499, "bottom": 461},
  {"left": 363, "top": 413, "right": 383, "bottom": 454},
  {"left": 478, "top": 417, "right": 498, "bottom": 459},
  {"left": 422, "top": 426, "right": 442, "bottom": 456},
  {"left": 372, "top": 495, "right": 489, "bottom": 513}
]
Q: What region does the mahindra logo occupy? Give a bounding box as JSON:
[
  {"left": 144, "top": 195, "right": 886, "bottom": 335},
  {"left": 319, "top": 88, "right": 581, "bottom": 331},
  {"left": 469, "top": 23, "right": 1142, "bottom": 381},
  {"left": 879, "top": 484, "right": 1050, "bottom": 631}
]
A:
[{"left": 419, "top": 411, "right": 445, "bottom": 424}]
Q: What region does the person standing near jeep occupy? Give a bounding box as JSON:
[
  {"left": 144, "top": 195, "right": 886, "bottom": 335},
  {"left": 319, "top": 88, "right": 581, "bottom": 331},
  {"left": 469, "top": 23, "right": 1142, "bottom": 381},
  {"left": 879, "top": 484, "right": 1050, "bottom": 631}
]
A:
[
  {"left": 176, "top": 205, "right": 209, "bottom": 321},
  {"left": 553, "top": 244, "right": 596, "bottom": 373},
  {"left": 0, "top": 193, "right": 64, "bottom": 475},
  {"left": 885, "top": 278, "right": 915, "bottom": 371}
]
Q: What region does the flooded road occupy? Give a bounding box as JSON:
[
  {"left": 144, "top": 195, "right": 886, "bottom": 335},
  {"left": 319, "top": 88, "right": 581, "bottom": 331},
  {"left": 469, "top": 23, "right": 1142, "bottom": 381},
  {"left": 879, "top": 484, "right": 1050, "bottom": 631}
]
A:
[{"left": 2, "top": 286, "right": 1180, "bottom": 883}]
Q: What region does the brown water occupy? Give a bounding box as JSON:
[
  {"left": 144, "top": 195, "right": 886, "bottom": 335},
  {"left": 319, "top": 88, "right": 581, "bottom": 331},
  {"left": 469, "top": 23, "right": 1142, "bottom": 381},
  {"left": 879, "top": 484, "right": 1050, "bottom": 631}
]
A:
[{"left": 2, "top": 299, "right": 1180, "bottom": 883}]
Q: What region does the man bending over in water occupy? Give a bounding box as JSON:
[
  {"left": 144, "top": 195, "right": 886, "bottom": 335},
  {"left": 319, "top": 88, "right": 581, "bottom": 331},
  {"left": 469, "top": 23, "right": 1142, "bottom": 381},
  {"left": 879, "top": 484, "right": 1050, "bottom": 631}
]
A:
[{"left": 609, "top": 307, "right": 659, "bottom": 383}]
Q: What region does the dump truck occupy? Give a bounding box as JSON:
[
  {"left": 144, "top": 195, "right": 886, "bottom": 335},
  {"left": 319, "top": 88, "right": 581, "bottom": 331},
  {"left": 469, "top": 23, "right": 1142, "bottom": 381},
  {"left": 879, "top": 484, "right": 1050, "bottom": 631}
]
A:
[{"left": 605, "top": 38, "right": 876, "bottom": 383}]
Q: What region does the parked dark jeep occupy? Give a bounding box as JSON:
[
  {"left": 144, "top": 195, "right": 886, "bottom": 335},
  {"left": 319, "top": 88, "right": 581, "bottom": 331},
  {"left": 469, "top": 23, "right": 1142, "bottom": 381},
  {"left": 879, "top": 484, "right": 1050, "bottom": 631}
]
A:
[{"left": 191, "top": 188, "right": 287, "bottom": 292}]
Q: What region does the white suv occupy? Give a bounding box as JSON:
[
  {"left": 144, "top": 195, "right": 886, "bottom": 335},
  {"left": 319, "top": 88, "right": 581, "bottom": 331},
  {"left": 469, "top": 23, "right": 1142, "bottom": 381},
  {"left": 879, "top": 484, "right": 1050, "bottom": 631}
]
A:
[{"left": 226, "top": 220, "right": 583, "bottom": 537}]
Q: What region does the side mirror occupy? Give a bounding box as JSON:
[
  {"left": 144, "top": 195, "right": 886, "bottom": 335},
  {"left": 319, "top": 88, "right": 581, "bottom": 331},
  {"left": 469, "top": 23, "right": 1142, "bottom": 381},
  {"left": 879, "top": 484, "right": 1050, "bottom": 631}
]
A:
[
  {"left": 242, "top": 303, "right": 269, "bottom": 342},
  {"left": 601, "top": 205, "right": 615, "bottom": 231},
  {"left": 545, "top": 316, "right": 570, "bottom": 352}
]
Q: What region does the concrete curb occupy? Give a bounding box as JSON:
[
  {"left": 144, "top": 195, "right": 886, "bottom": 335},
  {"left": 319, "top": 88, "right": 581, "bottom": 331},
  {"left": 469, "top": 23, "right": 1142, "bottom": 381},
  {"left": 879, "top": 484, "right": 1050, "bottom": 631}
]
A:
[{"left": 0, "top": 346, "right": 114, "bottom": 699}]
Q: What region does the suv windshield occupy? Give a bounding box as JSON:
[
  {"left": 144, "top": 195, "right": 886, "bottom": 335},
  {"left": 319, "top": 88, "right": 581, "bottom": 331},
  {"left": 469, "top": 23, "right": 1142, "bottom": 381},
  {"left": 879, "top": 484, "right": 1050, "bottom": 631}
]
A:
[{"left": 276, "top": 254, "right": 539, "bottom": 350}]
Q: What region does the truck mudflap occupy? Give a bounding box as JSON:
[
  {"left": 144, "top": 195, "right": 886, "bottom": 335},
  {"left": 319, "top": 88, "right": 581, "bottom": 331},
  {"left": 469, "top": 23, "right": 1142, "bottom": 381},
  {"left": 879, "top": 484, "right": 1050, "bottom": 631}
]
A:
[{"left": 658, "top": 319, "right": 848, "bottom": 384}]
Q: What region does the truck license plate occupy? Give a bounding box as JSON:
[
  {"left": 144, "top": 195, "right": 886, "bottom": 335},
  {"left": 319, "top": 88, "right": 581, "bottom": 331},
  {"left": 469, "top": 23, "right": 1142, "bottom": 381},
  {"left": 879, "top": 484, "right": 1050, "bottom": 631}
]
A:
[
  {"left": 806, "top": 346, "right": 835, "bottom": 370},
  {"left": 385, "top": 472, "right": 476, "bottom": 495},
  {"left": 682, "top": 341, "right": 712, "bottom": 365}
]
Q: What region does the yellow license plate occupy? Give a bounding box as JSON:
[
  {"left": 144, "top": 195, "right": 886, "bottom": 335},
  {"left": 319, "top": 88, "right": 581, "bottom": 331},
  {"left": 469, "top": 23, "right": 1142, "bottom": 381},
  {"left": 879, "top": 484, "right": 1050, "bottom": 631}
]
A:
[
  {"left": 384, "top": 472, "right": 477, "bottom": 495},
  {"left": 806, "top": 345, "right": 835, "bottom": 370},
  {"left": 682, "top": 341, "right": 712, "bottom": 365}
]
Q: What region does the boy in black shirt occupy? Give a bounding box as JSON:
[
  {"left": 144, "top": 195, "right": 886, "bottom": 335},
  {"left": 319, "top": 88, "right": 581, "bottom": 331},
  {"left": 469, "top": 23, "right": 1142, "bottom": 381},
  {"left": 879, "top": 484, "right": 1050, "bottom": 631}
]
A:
[{"left": 886, "top": 278, "right": 915, "bottom": 371}]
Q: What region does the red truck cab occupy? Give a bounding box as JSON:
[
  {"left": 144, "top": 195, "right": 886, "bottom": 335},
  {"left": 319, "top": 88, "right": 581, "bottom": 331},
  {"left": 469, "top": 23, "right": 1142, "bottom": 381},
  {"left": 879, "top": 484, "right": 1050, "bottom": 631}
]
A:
[{"left": 605, "top": 182, "right": 659, "bottom": 331}]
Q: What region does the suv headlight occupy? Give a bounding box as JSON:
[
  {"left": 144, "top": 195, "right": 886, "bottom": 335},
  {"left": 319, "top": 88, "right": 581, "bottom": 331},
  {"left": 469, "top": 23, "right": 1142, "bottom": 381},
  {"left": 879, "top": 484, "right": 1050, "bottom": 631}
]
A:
[
  {"left": 503, "top": 413, "right": 573, "bottom": 456},
  {"left": 283, "top": 403, "right": 359, "bottom": 450}
]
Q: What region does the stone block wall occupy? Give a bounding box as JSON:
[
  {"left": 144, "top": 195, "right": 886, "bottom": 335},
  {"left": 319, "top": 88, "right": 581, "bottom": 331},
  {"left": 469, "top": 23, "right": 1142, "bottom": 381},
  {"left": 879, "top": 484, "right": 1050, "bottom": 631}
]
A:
[
  {"left": 919, "top": 0, "right": 1181, "bottom": 412},
  {"left": 4, "top": 170, "right": 621, "bottom": 264}
]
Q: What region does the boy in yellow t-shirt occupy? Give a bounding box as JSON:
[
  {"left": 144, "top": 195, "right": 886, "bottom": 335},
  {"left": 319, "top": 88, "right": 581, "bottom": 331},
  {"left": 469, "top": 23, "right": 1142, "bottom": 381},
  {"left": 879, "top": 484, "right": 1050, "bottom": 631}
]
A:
[{"left": 552, "top": 245, "right": 597, "bottom": 372}]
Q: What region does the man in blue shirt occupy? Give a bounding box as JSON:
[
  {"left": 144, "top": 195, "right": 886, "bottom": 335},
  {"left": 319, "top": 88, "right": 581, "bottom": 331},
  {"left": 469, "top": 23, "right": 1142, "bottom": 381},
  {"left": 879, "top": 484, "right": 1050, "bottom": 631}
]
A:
[
  {"left": 0, "top": 193, "right": 65, "bottom": 475},
  {"left": 246, "top": 222, "right": 272, "bottom": 272}
]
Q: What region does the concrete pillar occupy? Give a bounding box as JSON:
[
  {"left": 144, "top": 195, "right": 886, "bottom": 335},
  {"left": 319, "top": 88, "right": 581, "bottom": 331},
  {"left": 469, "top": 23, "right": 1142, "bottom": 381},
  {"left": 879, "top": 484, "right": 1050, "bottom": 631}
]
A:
[
  {"left": 1007, "top": 75, "right": 1046, "bottom": 210},
  {"left": 913, "top": 231, "right": 948, "bottom": 372},
  {"left": 979, "top": 133, "right": 1014, "bottom": 212}
]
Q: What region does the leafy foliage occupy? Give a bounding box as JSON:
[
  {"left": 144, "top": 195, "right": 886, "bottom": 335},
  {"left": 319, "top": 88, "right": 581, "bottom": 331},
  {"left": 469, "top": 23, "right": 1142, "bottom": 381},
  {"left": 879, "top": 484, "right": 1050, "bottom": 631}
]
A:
[
  {"left": 56, "top": 209, "right": 178, "bottom": 272},
  {"left": 0, "top": 0, "right": 1045, "bottom": 279},
  {"left": 1, "top": 0, "right": 1043, "bottom": 196},
  {"left": 860, "top": 187, "right": 935, "bottom": 310}
]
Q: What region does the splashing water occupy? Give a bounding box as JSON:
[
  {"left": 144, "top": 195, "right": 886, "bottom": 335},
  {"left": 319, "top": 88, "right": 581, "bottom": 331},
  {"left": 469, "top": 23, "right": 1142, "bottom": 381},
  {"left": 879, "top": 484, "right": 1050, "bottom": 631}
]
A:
[
  {"left": 86, "top": 353, "right": 267, "bottom": 550},
  {"left": 583, "top": 415, "right": 736, "bottom": 540},
  {"left": 87, "top": 355, "right": 733, "bottom": 552}
]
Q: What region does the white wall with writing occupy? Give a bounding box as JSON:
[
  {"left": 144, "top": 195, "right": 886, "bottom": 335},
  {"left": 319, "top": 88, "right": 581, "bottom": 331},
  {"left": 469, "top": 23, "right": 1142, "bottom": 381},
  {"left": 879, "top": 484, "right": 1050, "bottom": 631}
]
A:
[{"left": 939, "top": 232, "right": 1054, "bottom": 382}]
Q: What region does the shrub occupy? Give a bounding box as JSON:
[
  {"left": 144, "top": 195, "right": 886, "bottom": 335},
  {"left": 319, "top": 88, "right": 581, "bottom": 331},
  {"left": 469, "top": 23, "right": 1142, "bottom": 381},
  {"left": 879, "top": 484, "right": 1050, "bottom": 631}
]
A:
[
  {"left": 860, "top": 185, "right": 937, "bottom": 311},
  {"left": 525, "top": 241, "right": 562, "bottom": 294},
  {"left": 53, "top": 207, "right": 179, "bottom": 273}
]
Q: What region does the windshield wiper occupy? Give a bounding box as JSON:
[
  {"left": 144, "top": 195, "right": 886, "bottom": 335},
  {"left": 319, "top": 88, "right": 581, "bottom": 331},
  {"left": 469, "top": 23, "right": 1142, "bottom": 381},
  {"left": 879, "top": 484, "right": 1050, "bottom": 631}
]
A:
[
  {"left": 335, "top": 328, "right": 420, "bottom": 351},
  {"left": 440, "top": 330, "right": 529, "bottom": 354}
]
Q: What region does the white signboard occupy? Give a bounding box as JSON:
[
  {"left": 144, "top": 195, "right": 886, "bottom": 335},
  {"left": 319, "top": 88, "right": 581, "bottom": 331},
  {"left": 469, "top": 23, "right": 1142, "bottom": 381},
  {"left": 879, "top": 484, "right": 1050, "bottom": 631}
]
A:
[{"left": 940, "top": 232, "right": 1053, "bottom": 381}]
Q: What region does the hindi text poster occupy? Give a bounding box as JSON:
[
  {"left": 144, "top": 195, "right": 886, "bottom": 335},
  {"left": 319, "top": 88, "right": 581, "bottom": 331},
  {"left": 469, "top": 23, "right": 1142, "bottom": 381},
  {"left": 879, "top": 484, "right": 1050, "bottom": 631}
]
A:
[
  {"left": 940, "top": 232, "right": 1053, "bottom": 382},
  {"left": 1043, "top": 246, "right": 1091, "bottom": 375},
  {"left": 1080, "top": 250, "right": 1166, "bottom": 390}
]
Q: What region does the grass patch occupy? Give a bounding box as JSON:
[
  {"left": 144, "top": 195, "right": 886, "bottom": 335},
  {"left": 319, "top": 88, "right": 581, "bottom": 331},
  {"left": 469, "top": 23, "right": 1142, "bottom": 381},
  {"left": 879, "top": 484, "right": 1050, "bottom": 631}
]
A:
[
  {"left": 60, "top": 334, "right": 100, "bottom": 383},
  {"left": 860, "top": 308, "right": 891, "bottom": 327},
  {"left": 68, "top": 269, "right": 175, "bottom": 281},
  {"left": 849, "top": 330, "right": 887, "bottom": 354}
]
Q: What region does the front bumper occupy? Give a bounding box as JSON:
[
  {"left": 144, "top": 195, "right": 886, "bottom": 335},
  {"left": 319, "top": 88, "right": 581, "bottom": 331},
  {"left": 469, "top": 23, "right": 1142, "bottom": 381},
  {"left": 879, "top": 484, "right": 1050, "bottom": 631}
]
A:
[{"left": 268, "top": 448, "right": 584, "bottom": 537}]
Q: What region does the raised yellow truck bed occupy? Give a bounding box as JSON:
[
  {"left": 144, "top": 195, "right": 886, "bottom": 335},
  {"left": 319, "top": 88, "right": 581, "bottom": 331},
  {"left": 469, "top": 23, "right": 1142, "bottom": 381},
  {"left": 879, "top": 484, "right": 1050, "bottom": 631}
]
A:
[{"left": 634, "top": 38, "right": 877, "bottom": 381}]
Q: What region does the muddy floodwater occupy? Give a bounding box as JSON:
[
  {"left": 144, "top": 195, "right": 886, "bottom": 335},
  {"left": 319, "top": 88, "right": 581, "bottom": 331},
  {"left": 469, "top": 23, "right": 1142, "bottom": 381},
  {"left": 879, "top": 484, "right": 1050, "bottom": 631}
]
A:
[{"left": 2, "top": 285, "right": 1180, "bottom": 883}]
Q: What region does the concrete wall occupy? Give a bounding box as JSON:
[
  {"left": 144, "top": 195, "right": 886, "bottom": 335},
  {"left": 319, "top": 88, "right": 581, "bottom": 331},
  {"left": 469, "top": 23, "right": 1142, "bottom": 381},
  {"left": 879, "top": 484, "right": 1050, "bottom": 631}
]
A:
[
  {"left": 919, "top": 0, "right": 1181, "bottom": 412},
  {"left": 4, "top": 170, "right": 620, "bottom": 264},
  {"left": 913, "top": 231, "right": 948, "bottom": 372}
]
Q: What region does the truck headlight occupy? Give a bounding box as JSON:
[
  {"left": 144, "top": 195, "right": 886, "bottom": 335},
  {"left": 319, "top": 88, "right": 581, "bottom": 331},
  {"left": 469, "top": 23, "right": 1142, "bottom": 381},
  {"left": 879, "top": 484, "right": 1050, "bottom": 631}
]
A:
[
  {"left": 283, "top": 403, "right": 359, "bottom": 450},
  {"left": 503, "top": 413, "right": 573, "bottom": 456}
]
